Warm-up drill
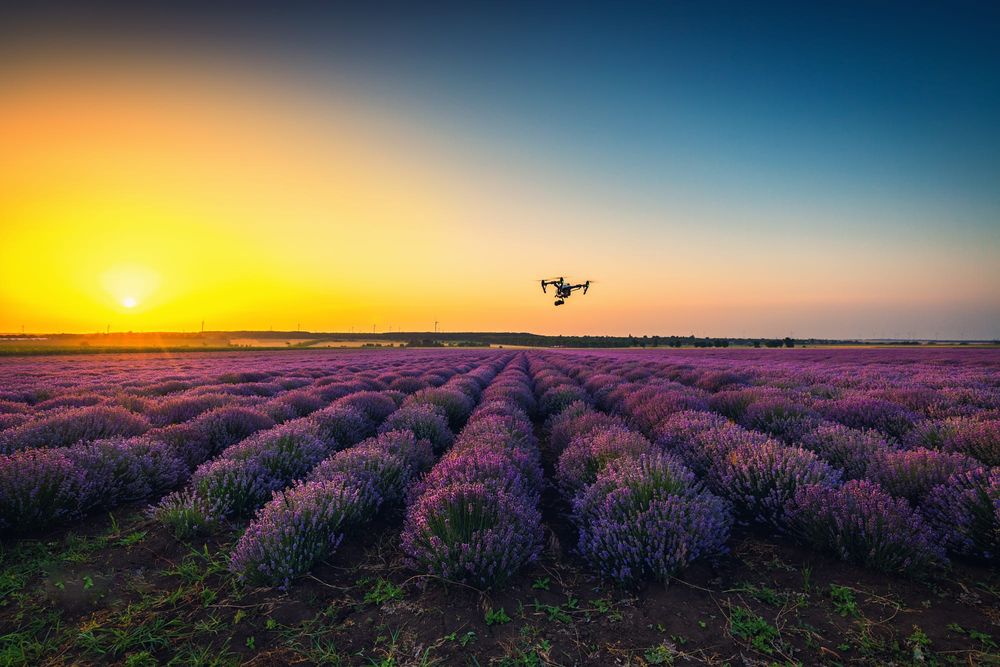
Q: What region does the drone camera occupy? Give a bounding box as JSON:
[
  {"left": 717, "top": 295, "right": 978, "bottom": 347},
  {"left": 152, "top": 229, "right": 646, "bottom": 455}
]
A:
[{"left": 540, "top": 276, "right": 590, "bottom": 306}]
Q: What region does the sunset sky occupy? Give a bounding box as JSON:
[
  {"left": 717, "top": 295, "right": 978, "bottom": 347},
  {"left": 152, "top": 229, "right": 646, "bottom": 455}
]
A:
[{"left": 2, "top": 3, "right": 998, "bottom": 339}]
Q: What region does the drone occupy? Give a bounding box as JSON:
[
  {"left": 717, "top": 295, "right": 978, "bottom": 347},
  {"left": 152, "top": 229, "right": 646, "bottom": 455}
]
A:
[{"left": 540, "top": 277, "right": 591, "bottom": 306}]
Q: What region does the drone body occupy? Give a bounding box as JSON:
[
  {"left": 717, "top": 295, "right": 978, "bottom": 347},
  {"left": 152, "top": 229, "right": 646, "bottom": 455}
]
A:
[{"left": 540, "top": 277, "right": 591, "bottom": 306}]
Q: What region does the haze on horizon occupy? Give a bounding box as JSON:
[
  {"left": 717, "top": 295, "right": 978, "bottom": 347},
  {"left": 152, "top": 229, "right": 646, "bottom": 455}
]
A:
[{"left": 2, "top": 3, "right": 998, "bottom": 340}]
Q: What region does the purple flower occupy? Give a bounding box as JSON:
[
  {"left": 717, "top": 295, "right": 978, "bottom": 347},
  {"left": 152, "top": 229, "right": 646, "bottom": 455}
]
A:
[
  {"left": 741, "top": 397, "right": 820, "bottom": 444},
  {"left": 545, "top": 402, "right": 628, "bottom": 457},
  {"left": 310, "top": 404, "right": 374, "bottom": 449},
  {"left": 621, "top": 388, "right": 710, "bottom": 436},
  {"left": 413, "top": 447, "right": 538, "bottom": 502},
  {"left": 921, "top": 417, "right": 999, "bottom": 467},
  {"left": 707, "top": 441, "right": 842, "bottom": 527},
  {"left": 388, "top": 376, "right": 430, "bottom": 394},
  {"left": 573, "top": 453, "right": 732, "bottom": 583},
  {"left": 150, "top": 407, "right": 275, "bottom": 470},
  {"left": 867, "top": 448, "right": 980, "bottom": 505},
  {"left": 174, "top": 420, "right": 330, "bottom": 523},
  {"left": 335, "top": 391, "right": 400, "bottom": 423},
  {"left": 68, "top": 437, "right": 184, "bottom": 510},
  {"left": 556, "top": 426, "right": 656, "bottom": 498},
  {"left": 36, "top": 393, "right": 104, "bottom": 411},
  {"left": 0, "top": 405, "right": 150, "bottom": 454},
  {"left": 309, "top": 430, "right": 433, "bottom": 504},
  {"left": 263, "top": 390, "right": 326, "bottom": 423},
  {"left": 401, "top": 482, "right": 542, "bottom": 588},
  {"left": 0, "top": 448, "right": 86, "bottom": 534},
  {"left": 403, "top": 388, "right": 476, "bottom": 430},
  {"left": 378, "top": 404, "right": 454, "bottom": 452},
  {"left": 800, "top": 423, "right": 894, "bottom": 479},
  {"left": 0, "top": 414, "right": 30, "bottom": 431},
  {"left": 456, "top": 413, "right": 537, "bottom": 454},
  {"left": 230, "top": 475, "right": 382, "bottom": 588},
  {"left": 921, "top": 467, "right": 999, "bottom": 561},
  {"left": 819, "top": 396, "right": 919, "bottom": 441},
  {"left": 538, "top": 384, "right": 592, "bottom": 418},
  {"left": 786, "top": 480, "right": 947, "bottom": 575},
  {"left": 144, "top": 393, "right": 232, "bottom": 426}
]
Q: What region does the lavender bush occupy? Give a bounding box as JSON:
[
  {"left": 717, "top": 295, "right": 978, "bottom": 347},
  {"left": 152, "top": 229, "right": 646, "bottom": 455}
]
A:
[
  {"left": 151, "top": 407, "right": 275, "bottom": 470},
  {"left": 572, "top": 453, "right": 732, "bottom": 584},
  {"left": 867, "top": 448, "right": 980, "bottom": 505},
  {"left": 538, "top": 384, "right": 591, "bottom": 418},
  {"left": 309, "top": 431, "right": 434, "bottom": 504},
  {"left": 0, "top": 405, "right": 150, "bottom": 454},
  {"left": 68, "top": 437, "right": 184, "bottom": 510},
  {"left": 786, "top": 480, "right": 947, "bottom": 574},
  {"left": 741, "top": 397, "right": 820, "bottom": 444},
  {"left": 310, "top": 405, "right": 374, "bottom": 449},
  {"left": 400, "top": 482, "right": 542, "bottom": 588},
  {"left": 921, "top": 467, "right": 999, "bottom": 560},
  {"left": 263, "top": 390, "right": 325, "bottom": 423},
  {"left": 800, "top": 423, "right": 894, "bottom": 479},
  {"left": 404, "top": 387, "right": 476, "bottom": 430},
  {"left": 335, "top": 391, "right": 400, "bottom": 423},
  {"left": 144, "top": 394, "right": 231, "bottom": 427},
  {"left": 707, "top": 441, "right": 842, "bottom": 527},
  {"left": 819, "top": 396, "right": 919, "bottom": 441},
  {"left": 556, "top": 426, "right": 655, "bottom": 497},
  {"left": 378, "top": 404, "right": 454, "bottom": 452},
  {"left": 0, "top": 448, "right": 86, "bottom": 534},
  {"left": 230, "top": 475, "right": 382, "bottom": 588}
]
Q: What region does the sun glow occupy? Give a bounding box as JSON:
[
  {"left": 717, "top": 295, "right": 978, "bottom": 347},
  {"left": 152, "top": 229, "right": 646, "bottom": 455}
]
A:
[{"left": 122, "top": 297, "right": 137, "bottom": 308}]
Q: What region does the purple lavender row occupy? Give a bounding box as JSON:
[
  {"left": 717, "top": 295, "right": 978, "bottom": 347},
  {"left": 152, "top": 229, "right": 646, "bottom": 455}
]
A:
[
  {"left": 529, "top": 356, "right": 732, "bottom": 585},
  {"left": 399, "top": 355, "right": 544, "bottom": 589},
  {"left": 542, "top": 353, "right": 996, "bottom": 570},
  {"left": 152, "top": 356, "right": 491, "bottom": 537},
  {"left": 227, "top": 358, "right": 512, "bottom": 588},
  {"left": 0, "top": 356, "right": 493, "bottom": 536},
  {"left": 0, "top": 351, "right": 474, "bottom": 454},
  {"left": 0, "top": 349, "right": 507, "bottom": 408},
  {"left": 584, "top": 358, "right": 1000, "bottom": 572},
  {"left": 589, "top": 351, "right": 999, "bottom": 465}
]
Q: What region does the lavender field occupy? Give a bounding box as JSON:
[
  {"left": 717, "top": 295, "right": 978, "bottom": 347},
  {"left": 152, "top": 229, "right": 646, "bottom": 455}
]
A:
[{"left": 1, "top": 348, "right": 997, "bottom": 665}]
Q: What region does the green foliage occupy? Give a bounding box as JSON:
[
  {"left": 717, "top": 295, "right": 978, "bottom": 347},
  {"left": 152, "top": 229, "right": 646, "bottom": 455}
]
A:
[
  {"left": 485, "top": 606, "right": 512, "bottom": 625},
  {"left": 530, "top": 576, "right": 550, "bottom": 591},
  {"left": 728, "top": 606, "right": 780, "bottom": 655},
  {"left": 829, "top": 585, "right": 859, "bottom": 618},
  {"left": 359, "top": 577, "right": 404, "bottom": 606},
  {"left": 644, "top": 642, "right": 678, "bottom": 665}
]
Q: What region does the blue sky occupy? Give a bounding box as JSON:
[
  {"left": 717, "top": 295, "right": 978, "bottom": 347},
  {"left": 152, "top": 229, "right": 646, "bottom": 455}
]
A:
[{"left": 3, "top": 2, "right": 998, "bottom": 337}]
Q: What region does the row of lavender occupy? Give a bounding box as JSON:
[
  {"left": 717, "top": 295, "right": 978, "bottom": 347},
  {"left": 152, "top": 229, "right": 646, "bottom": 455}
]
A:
[
  {"left": 542, "top": 352, "right": 997, "bottom": 575},
  {"left": 152, "top": 354, "right": 502, "bottom": 537},
  {"left": 530, "top": 357, "right": 734, "bottom": 583},
  {"left": 0, "top": 351, "right": 504, "bottom": 536},
  {"left": 226, "top": 357, "right": 514, "bottom": 587},
  {"left": 2, "top": 348, "right": 996, "bottom": 588},
  {"left": 400, "top": 356, "right": 544, "bottom": 587}
]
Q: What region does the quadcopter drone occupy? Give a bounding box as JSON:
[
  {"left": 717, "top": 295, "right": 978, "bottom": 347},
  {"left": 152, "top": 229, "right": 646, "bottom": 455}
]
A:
[{"left": 540, "top": 277, "right": 591, "bottom": 306}]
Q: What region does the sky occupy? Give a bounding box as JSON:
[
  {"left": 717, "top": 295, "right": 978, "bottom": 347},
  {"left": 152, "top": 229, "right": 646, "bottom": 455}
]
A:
[{"left": 1, "top": 2, "right": 999, "bottom": 339}]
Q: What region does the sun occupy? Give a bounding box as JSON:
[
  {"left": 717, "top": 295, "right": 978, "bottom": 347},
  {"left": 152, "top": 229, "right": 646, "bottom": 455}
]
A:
[{"left": 122, "top": 296, "right": 138, "bottom": 309}]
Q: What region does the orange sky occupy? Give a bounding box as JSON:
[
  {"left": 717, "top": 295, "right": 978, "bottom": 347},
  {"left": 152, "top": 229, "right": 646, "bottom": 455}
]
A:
[{"left": 2, "top": 51, "right": 998, "bottom": 338}]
